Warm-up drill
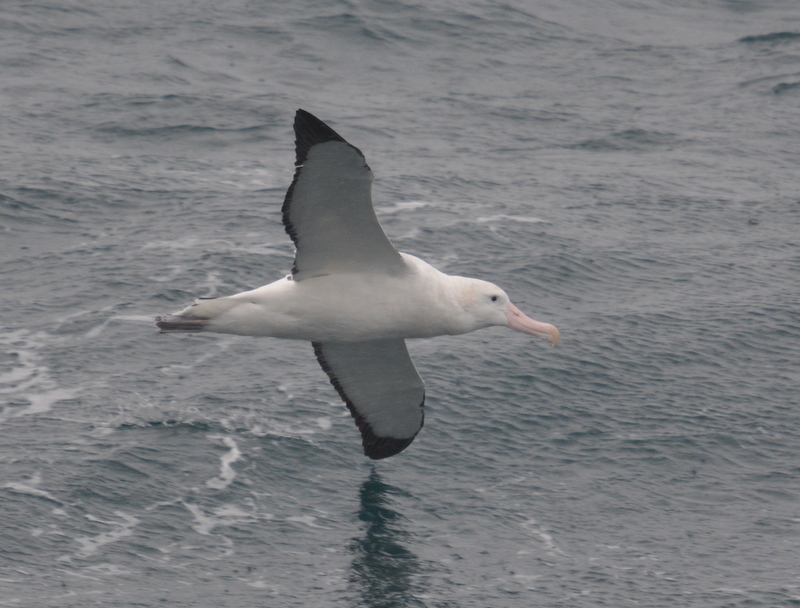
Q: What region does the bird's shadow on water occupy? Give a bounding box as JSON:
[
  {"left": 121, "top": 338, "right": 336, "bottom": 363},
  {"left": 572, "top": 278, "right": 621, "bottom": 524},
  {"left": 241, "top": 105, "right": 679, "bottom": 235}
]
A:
[{"left": 348, "top": 468, "right": 426, "bottom": 608}]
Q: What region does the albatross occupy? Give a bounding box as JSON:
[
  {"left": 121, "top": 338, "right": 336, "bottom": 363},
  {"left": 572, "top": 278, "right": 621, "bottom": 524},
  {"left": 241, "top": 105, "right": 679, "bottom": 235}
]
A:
[{"left": 156, "top": 109, "right": 559, "bottom": 459}]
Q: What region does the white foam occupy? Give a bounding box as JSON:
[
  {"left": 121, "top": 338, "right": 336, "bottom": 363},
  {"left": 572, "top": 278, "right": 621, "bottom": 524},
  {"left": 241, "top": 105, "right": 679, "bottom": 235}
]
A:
[
  {"left": 193, "top": 271, "right": 225, "bottom": 298},
  {"left": 73, "top": 511, "right": 140, "bottom": 558},
  {"left": 315, "top": 417, "right": 332, "bottom": 431},
  {"left": 148, "top": 265, "right": 187, "bottom": 283},
  {"left": 84, "top": 315, "right": 155, "bottom": 339},
  {"left": 183, "top": 501, "right": 263, "bottom": 536},
  {"left": 205, "top": 435, "right": 242, "bottom": 490},
  {"left": 143, "top": 236, "right": 291, "bottom": 257},
  {"left": 0, "top": 330, "right": 43, "bottom": 395},
  {"left": 248, "top": 420, "right": 318, "bottom": 441},
  {"left": 377, "top": 201, "right": 431, "bottom": 213},
  {"left": 143, "top": 235, "right": 226, "bottom": 251},
  {"left": 84, "top": 564, "right": 132, "bottom": 576},
  {"left": 183, "top": 503, "right": 221, "bottom": 535},
  {"left": 286, "top": 515, "right": 323, "bottom": 528},
  {"left": 10, "top": 387, "right": 81, "bottom": 418},
  {"left": 4, "top": 472, "right": 60, "bottom": 503},
  {"left": 0, "top": 330, "right": 83, "bottom": 425},
  {"left": 519, "top": 516, "right": 563, "bottom": 555},
  {"left": 158, "top": 336, "right": 238, "bottom": 376},
  {"left": 475, "top": 214, "right": 547, "bottom": 224}
]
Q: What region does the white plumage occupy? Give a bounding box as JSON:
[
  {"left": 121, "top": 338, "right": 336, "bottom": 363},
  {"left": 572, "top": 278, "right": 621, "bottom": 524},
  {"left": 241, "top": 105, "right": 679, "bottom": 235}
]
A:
[{"left": 157, "top": 110, "right": 558, "bottom": 459}]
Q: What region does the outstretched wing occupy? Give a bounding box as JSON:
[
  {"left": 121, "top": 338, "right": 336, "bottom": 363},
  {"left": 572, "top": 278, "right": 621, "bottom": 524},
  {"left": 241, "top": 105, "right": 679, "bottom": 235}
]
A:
[
  {"left": 312, "top": 339, "right": 425, "bottom": 459},
  {"left": 282, "top": 109, "right": 406, "bottom": 281}
]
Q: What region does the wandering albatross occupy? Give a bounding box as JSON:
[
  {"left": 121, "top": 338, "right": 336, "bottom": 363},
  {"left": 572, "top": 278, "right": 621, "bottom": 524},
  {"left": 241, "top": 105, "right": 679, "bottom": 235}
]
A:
[{"left": 156, "top": 109, "right": 559, "bottom": 459}]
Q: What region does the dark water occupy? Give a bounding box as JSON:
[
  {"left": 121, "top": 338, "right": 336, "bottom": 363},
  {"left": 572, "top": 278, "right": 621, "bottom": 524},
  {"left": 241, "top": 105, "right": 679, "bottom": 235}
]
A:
[{"left": 2, "top": 1, "right": 800, "bottom": 606}]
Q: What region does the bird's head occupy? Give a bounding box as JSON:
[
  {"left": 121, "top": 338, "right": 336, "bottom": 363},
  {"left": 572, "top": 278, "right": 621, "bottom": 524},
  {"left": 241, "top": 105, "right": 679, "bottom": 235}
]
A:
[{"left": 456, "top": 278, "right": 560, "bottom": 345}]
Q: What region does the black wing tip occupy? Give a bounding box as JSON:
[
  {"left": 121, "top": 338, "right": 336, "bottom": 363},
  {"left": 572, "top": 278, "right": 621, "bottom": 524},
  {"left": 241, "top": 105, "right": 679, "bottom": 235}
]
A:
[
  {"left": 312, "top": 342, "right": 424, "bottom": 460},
  {"left": 358, "top": 406, "right": 423, "bottom": 459},
  {"left": 293, "top": 109, "right": 351, "bottom": 164},
  {"left": 283, "top": 109, "right": 367, "bottom": 254},
  {"left": 363, "top": 433, "right": 417, "bottom": 460}
]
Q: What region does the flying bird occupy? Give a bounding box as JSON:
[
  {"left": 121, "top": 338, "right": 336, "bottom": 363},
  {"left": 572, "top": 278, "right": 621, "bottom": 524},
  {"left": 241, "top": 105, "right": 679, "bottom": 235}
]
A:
[{"left": 156, "top": 109, "right": 559, "bottom": 459}]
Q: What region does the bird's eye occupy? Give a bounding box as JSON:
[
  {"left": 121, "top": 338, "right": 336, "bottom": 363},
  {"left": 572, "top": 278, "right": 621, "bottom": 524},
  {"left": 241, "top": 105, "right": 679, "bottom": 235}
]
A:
[{"left": 491, "top": 295, "right": 498, "bottom": 302}]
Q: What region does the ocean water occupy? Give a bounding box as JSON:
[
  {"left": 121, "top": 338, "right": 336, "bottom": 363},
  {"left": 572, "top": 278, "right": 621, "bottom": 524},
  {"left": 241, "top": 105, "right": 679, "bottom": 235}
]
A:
[{"left": 2, "top": 0, "right": 800, "bottom": 606}]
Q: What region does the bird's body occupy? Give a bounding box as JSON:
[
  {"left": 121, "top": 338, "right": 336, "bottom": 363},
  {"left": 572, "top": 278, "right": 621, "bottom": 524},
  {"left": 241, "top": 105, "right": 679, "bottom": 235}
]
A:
[
  {"left": 157, "top": 109, "right": 558, "bottom": 459},
  {"left": 159, "top": 253, "right": 521, "bottom": 341}
]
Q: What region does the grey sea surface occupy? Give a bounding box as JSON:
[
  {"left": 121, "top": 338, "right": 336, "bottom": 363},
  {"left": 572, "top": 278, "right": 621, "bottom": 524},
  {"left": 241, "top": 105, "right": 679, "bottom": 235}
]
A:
[{"left": 2, "top": 1, "right": 800, "bottom": 606}]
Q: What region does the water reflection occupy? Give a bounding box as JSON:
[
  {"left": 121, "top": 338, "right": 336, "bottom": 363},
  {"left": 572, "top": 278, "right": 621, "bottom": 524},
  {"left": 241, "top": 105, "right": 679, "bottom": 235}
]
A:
[{"left": 349, "top": 468, "right": 422, "bottom": 608}]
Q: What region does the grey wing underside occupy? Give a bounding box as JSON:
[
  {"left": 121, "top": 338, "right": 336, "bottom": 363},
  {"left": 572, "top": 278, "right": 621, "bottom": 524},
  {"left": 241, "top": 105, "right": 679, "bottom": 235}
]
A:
[
  {"left": 284, "top": 111, "right": 423, "bottom": 458},
  {"left": 282, "top": 110, "right": 407, "bottom": 281},
  {"left": 313, "top": 339, "right": 425, "bottom": 459}
]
